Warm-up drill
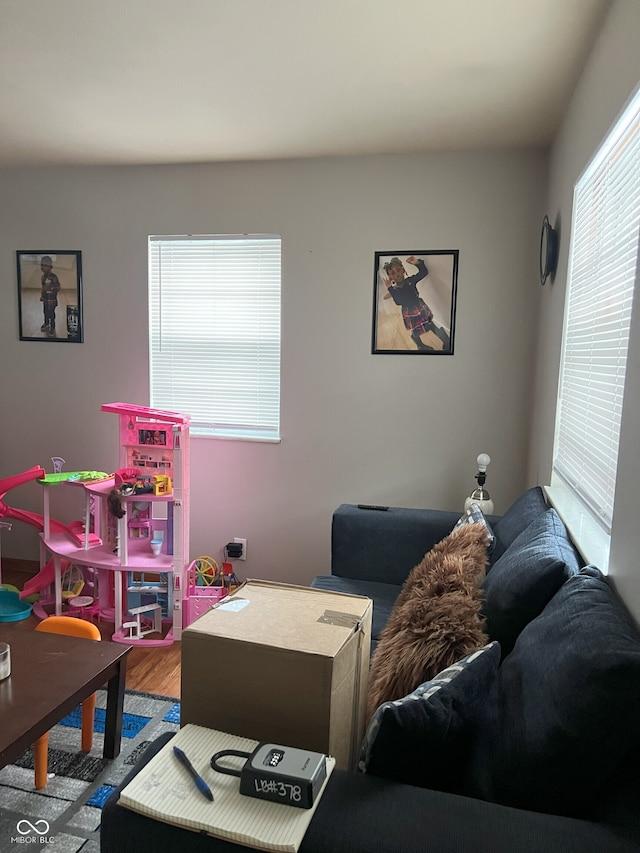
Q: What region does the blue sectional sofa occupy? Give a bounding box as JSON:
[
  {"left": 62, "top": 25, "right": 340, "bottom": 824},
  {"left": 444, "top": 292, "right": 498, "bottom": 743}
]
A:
[{"left": 101, "top": 488, "right": 640, "bottom": 852}]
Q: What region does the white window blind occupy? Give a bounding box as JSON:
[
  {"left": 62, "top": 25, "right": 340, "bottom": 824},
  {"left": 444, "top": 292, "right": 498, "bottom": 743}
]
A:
[
  {"left": 553, "top": 90, "right": 640, "bottom": 532},
  {"left": 149, "top": 235, "right": 281, "bottom": 440}
]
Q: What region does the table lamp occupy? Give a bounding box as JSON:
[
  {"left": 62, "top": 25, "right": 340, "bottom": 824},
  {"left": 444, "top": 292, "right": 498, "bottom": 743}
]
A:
[{"left": 464, "top": 453, "right": 494, "bottom": 515}]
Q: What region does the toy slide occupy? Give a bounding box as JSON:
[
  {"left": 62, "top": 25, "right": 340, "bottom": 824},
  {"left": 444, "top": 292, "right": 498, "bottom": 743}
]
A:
[
  {"left": 19, "top": 557, "right": 64, "bottom": 599},
  {"left": 0, "top": 504, "right": 90, "bottom": 542},
  {"left": 0, "top": 506, "right": 69, "bottom": 535},
  {"left": 1, "top": 466, "right": 101, "bottom": 539},
  {"left": 1, "top": 466, "right": 101, "bottom": 601},
  {"left": 0, "top": 466, "right": 46, "bottom": 523},
  {"left": 0, "top": 466, "right": 46, "bottom": 496}
]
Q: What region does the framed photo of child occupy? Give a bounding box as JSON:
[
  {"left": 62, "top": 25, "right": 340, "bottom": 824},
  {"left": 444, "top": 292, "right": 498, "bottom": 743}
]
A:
[
  {"left": 16, "top": 250, "right": 83, "bottom": 343},
  {"left": 372, "top": 250, "right": 458, "bottom": 354}
]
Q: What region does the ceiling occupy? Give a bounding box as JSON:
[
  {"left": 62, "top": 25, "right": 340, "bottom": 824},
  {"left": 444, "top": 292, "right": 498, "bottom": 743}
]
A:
[{"left": 0, "top": 0, "right": 610, "bottom": 168}]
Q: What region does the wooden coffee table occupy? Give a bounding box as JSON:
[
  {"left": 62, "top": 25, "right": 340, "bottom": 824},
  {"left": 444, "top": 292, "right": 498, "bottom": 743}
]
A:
[{"left": 0, "top": 625, "right": 131, "bottom": 769}]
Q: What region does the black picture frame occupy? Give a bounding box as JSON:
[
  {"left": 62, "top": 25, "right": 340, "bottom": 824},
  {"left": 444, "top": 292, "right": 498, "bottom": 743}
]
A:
[
  {"left": 372, "top": 250, "right": 458, "bottom": 355},
  {"left": 17, "top": 250, "right": 83, "bottom": 342}
]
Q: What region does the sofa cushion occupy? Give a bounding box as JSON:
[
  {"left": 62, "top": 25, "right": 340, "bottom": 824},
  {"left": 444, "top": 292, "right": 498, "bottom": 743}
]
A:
[
  {"left": 454, "top": 503, "right": 495, "bottom": 553},
  {"left": 468, "top": 567, "right": 640, "bottom": 818},
  {"left": 482, "top": 508, "right": 582, "bottom": 657},
  {"left": 331, "top": 504, "right": 464, "bottom": 586},
  {"left": 359, "top": 641, "right": 500, "bottom": 793},
  {"left": 365, "top": 523, "right": 490, "bottom": 720},
  {"left": 310, "top": 575, "right": 400, "bottom": 643},
  {"left": 491, "top": 486, "right": 548, "bottom": 562}
]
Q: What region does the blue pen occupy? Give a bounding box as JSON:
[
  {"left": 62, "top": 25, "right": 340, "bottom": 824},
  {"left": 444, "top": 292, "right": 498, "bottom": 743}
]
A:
[{"left": 173, "top": 746, "right": 214, "bottom": 801}]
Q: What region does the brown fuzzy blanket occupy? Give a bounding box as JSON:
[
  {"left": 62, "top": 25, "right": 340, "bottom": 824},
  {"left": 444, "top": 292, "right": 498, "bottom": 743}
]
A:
[{"left": 366, "top": 523, "right": 490, "bottom": 720}]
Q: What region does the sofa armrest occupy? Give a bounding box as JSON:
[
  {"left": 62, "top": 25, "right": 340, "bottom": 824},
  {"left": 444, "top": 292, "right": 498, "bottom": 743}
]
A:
[
  {"left": 331, "top": 503, "right": 464, "bottom": 586},
  {"left": 101, "top": 742, "right": 639, "bottom": 853}
]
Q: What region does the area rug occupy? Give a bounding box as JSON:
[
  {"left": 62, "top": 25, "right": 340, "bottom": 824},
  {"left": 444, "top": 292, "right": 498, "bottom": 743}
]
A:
[{"left": 0, "top": 688, "right": 180, "bottom": 852}]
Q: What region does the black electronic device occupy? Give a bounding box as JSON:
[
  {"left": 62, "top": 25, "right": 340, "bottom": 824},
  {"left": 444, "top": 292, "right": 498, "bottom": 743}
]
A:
[
  {"left": 210, "top": 743, "right": 327, "bottom": 809},
  {"left": 225, "top": 541, "right": 243, "bottom": 558},
  {"left": 539, "top": 215, "right": 559, "bottom": 285}
]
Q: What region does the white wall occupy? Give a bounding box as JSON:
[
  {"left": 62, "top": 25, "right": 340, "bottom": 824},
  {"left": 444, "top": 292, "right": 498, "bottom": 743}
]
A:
[
  {"left": 529, "top": 0, "right": 640, "bottom": 618},
  {"left": 0, "top": 150, "right": 545, "bottom": 583}
]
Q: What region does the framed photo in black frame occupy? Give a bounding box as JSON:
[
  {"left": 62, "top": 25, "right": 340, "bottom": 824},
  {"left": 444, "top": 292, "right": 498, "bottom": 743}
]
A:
[
  {"left": 372, "top": 250, "right": 458, "bottom": 354},
  {"left": 17, "top": 250, "right": 83, "bottom": 342}
]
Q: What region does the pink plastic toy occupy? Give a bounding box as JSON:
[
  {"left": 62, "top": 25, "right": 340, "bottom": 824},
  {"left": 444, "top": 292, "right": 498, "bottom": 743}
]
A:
[
  {"left": 1, "top": 403, "right": 206, "bottom": 645},
  {"left": 183, "top": 556, "right": 228, "bottom": 624},
  {"left": 35, "top": 403, "right": 192, "bottom": 645}
]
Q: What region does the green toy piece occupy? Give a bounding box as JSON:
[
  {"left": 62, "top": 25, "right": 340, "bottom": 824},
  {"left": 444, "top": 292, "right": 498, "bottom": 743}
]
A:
[{"left": 38, "top": 471, "right": 110, "bottom": 485}]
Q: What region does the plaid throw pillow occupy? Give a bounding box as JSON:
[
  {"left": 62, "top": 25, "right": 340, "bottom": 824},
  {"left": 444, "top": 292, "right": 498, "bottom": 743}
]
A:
[
  {"left": 359, "top": 642, "right": 501, "bottom": 792},
  {"left": 454, "top": 503, "right": 495, "bottom": 552}
]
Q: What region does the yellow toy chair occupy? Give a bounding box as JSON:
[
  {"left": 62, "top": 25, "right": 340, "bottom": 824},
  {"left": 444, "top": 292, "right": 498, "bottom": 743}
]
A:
[
  {"left": 61, "top": 563, "right": 85, "bottom": 600},
  {"left": 33, "top": 616, "right": 101, "bottom": 789}
]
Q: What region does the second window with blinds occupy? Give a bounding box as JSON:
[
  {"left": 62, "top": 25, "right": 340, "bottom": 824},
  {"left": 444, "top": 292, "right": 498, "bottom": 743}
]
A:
[
  {"left": 549, "top": 86, "right": 640, "bottom": 568},
  {"left": 149, "top": 235, "right": 282, "bottom": 441}
]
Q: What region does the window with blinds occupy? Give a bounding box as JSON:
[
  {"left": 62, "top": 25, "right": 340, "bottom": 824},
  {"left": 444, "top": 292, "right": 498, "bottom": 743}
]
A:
[
  {"left": 553, "top": 89, "right": 640, "bottom": 532},
  {"left": 149, "top": 235, "right": 281, "bottom": 440}
]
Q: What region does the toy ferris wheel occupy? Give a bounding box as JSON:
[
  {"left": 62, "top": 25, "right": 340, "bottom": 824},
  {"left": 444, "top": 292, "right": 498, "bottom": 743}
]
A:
[{"left": 188, "top": 556, "right": 221, "bottom": 587}]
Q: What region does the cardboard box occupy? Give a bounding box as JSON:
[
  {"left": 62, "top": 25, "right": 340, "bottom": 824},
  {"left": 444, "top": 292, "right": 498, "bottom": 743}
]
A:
[{"left": 180, "top": 579, "right": 372, "bottom": 770}]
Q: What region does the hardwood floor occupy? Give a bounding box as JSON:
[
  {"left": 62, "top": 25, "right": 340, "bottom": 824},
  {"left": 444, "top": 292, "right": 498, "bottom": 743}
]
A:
[
  {"left": 122, "top": 641, "right": 181, "bottom": 698},
  {"left": 1, "top": 559, "right": 182, "bottom": 698}
]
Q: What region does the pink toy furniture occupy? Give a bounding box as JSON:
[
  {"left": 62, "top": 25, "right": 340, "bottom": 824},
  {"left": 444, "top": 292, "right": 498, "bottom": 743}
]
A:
[
  {"left": 182, "top": 556, "right": 228, "bottom": 626},
  {"left": 184, "top": 580, "right": 228, "bottom": 625},
  {"left": 67, "top": 594, "right": 100, "bottom": 623}
]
